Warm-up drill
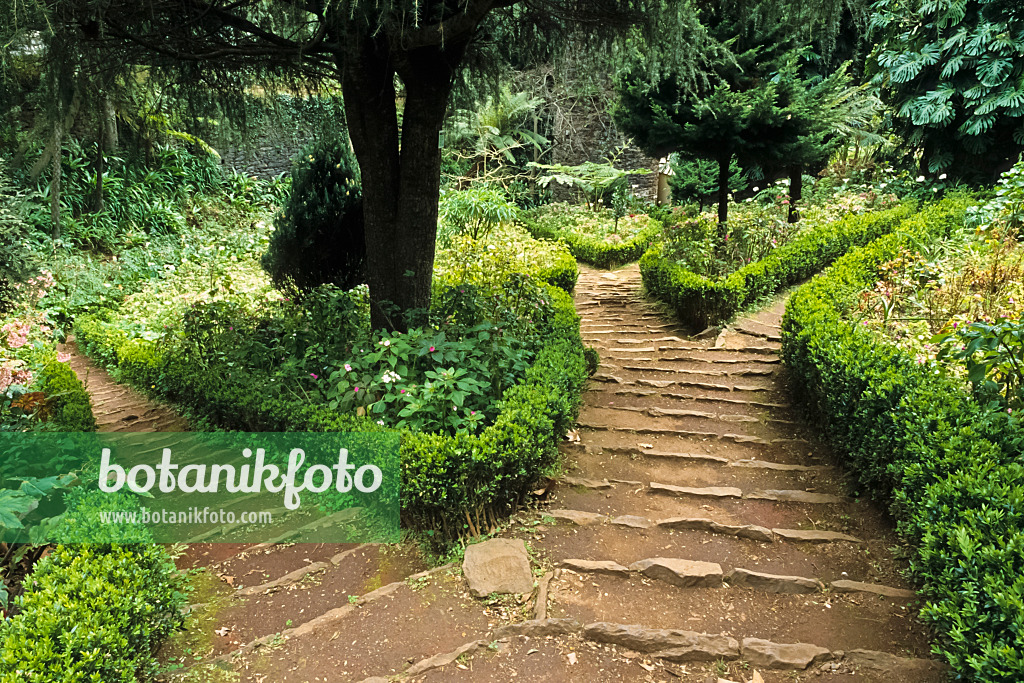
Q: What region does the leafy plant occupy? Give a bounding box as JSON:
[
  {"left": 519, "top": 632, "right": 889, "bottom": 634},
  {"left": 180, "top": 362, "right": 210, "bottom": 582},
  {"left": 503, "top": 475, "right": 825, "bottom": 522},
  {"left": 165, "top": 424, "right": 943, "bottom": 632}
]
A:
[
  {"left": 935, "top": 317, "right": 1024, "bottom": 409},
  {"left": 528, "top": 154, "right": 649, "bottom": 210},
  {"left": 438, "top": 186, "right": 519, "bottom": 241}
]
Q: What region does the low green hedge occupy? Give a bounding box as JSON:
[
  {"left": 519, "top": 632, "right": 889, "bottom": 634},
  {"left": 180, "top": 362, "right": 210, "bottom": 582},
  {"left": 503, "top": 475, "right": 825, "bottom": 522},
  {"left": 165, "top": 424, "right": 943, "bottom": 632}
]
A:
[
  {"left": 641, "top": 203, "right": 915, "bottom": 330},
  {"left": 75, "top": 283, "right": 588, "bottom": 539},
  {"left": 0, "top": 543, "right": 188, "bottom": 682},
  {"left": 519, "top": 208, "right": 662, "bottom": 268},
  {"left": 782, "top": 195, "right": 1024, "bottom": 681},
  {"left": 36, "top": 352, "right": 96, "bottom": 432}
]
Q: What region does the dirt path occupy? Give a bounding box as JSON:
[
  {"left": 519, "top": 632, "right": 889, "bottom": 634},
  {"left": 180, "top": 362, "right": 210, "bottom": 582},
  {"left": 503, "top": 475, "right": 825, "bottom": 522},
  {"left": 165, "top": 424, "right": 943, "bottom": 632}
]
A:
[{"left": 197, "top": 264, "right": 945, "bottom": 683}]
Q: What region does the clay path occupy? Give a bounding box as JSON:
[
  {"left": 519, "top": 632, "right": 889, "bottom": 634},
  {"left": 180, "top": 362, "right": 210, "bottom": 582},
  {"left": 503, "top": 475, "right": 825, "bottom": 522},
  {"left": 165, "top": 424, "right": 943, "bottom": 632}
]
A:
[{"left": 62, "top": 266, "right": 947, "bottom": 682}]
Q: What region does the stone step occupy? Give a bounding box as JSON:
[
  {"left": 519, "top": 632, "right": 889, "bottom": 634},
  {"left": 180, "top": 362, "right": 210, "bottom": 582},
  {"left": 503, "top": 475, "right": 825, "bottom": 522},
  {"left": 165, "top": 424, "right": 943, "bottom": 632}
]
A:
[{"left": 546, "top": 575, "right": 933, "bottom": 661}]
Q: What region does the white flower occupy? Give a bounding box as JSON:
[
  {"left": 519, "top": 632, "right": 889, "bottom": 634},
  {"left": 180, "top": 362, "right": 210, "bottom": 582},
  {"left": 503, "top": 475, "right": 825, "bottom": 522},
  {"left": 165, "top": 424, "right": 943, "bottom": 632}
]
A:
[
  {"left": 939, "top": 173, "right": 947, "bottom": 180},
  {"left": 917, "top": 175, "right": 925, "bottom": 182},
  {"left": 752, "top": 186, "right": 759, "bottom": 192},
  {"left": 377, "top": 419, "right": 385, "bottom": 426},
  {"left": 380, "top": 370, "right": 402, "bottom": 384}
]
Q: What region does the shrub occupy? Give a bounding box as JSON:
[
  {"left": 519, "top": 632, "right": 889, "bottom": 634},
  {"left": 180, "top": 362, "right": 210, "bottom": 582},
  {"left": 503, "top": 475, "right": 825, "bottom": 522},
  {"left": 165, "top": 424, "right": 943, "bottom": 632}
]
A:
[
  {"left": 780, "top": 195, "right": 1024, "bottom": 682},
  {"left": 0, "top": 543, "right": 188, "bottom": 682},
  {"left": 262, "top": 138, "right": 365, "bottom": 293},
  {"left": 641, "top": 203, "right": 915, "bottom": 330},
  {"left": 519, "top": 203, "right": 662, "bottom": 268}
]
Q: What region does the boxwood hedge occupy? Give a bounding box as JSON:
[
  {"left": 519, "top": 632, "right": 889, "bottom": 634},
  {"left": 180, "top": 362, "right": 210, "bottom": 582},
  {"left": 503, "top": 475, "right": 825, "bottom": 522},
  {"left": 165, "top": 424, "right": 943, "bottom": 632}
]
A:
[
  {"left": 519, "top": 208, "right": 661, "bottom": 268},
  {"left": 0, "top": 543, "right": 188, "bottom": 682},
  {"left": 782, "top": 195, "right": 1024, "bottom": 682},
  {"left": 641, "top": 203, "right": 915, "bottom": 330}
]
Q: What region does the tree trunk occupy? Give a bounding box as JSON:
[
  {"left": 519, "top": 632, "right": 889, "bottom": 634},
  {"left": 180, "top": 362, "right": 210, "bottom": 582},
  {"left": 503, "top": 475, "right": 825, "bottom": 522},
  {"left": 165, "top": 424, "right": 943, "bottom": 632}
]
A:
[
  {"left": 50, "top": 120, "right": 63, "bottom": 240},
  {"left": 717, "top": 155, "right": 729, "bottom": 236},
  {"left": 788, "top": 165, "right": 802, "bottom": 223},
  {"left": 93, "top": 97, "right": 106, "bottom": 213},
  {"left": 340, "top": 32, "right": 464, "bottom": 332}
]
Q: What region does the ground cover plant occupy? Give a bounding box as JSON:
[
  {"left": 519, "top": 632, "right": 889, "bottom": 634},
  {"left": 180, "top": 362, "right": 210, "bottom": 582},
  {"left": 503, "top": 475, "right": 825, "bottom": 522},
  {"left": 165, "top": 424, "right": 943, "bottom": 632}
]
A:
[{"left": 782, "top": 193, "right": 1024, "bottom": 681}]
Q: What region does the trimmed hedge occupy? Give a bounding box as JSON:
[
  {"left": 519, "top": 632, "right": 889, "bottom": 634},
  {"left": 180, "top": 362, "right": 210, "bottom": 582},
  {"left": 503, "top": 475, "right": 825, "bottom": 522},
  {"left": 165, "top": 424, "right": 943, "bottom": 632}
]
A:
[
  {"left": 519, "top": 208, "right": 662, "bottom": 268},
  {"left": 75, "top": 283, "right": 588, "bottom": 539},
  {"left": 782, "top": 195, "right": 1024, "bottom": 682},
  {"left": 641, "top": 203, "right": 915, "bottom": 330},
  {"left": 0, "top": 543, "right": 188, "bottom": 682},
  {"left": 36, "top": 352, "right": 96, "bottom": 432}
]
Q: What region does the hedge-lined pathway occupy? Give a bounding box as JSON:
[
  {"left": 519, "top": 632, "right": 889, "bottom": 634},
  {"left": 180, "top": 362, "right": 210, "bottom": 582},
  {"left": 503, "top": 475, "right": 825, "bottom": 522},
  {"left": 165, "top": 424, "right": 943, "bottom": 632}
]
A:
[
  {"left": 60, "top": 338, "right": 189, "bottom": 432},
  {"left": 64, "top": 267, "right": 949, "bottom": 682}
]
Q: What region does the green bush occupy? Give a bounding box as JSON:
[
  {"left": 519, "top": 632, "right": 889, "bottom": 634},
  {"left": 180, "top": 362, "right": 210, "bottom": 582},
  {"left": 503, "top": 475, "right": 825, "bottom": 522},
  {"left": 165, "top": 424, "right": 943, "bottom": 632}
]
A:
[
  {"left": 35, "top": 352, "right": 96, "bottom": 432},
  {"left": 262, "top": 139, "right": 365, "bottom": 292},
  {"left": 519, "top": 203, "right": 662, "bottom": 268},
  {"left": 781, "top": 195, "right": 1024, "bottom": 682},
  {"left": 0, "top": 543, "right": 188, "bottom": 682},
  {"left": 641, "top": 203, "right": 915, "bottom": 330}
]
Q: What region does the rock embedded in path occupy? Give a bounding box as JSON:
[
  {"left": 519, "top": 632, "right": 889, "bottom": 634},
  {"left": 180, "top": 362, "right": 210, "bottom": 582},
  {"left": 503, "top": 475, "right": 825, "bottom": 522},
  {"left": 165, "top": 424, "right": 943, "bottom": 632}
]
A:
[
  {"left": 610, "top": 514, "right": 653, "bottom": 529},
  {"left": 629, "top": 558, "right": 723, "bottom": 588},
  {"left": 725, "top": 568, "right": 821, "bottom": 594},
  {"left": 561, "top": 559, "right": 630, "bottom": 577},
  {"left": 494, "top": 618, "right": 582, "bottom": 639},
  {"left": 546, "top": 509, "right": 606, "bottom": 526},
  {"left": 829, "top": 580, "right": 916, "bottom": 599},
  {"left": 561, "top": 476, "right": 613, "bottom": 490},
  {"left": 746, "top": 490, "right": 851, "bottom": 504},
  {"left": 772, "top": 528, "right": 863, "bottom": 544},
  {"left": 842, "top": 649, "right": 946, "bottom": 676},
  {"left": 740, "top": 638, "right": 831, "bottom": 670},
  {"left": 649, "top": 482, "right": 743, "bottom": 499},
  {"left": 462, "top": 538, "right": 534, "bottom": 598},
  {"left": 583, "top": 622, "right": 739, "bottom": 660},
  {"left": 656, "top": 517, "right": 774, "bottom": 543}
]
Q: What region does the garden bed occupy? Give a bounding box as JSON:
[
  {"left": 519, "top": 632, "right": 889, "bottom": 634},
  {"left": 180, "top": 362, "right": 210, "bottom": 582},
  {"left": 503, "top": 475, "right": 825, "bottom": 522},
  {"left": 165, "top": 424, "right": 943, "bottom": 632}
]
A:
[{"left": 781, "top": 194, "right": 1024, "bottom": 682}]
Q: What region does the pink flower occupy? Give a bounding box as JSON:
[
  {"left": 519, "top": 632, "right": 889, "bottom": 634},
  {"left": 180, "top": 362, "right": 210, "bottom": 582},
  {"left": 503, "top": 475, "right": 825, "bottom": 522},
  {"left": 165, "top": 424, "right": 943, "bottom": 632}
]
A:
[
  {"left": 310, "top": 373, "right": 319, "bottom": 379},
  {"left": 344, "top": 363, "right": 352, "bottom": 371},
  {"left": 354, "top": 387, "right": 360, "bottom": 393},
  {"left": 429, "top": 346, "right": 435, "bottom": 352},
  {"left": 400, "top": 389, "right": 406, "bottom": 394},
  {"left": 57, "top": 352, "right": 71, "bottom": 363}
]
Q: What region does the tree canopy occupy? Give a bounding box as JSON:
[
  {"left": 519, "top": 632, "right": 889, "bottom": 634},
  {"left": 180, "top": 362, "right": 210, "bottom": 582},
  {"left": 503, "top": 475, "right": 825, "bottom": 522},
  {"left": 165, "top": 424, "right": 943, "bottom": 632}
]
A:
[{"left": 869, "top": 0, "right": 1024, "bottom": 180}]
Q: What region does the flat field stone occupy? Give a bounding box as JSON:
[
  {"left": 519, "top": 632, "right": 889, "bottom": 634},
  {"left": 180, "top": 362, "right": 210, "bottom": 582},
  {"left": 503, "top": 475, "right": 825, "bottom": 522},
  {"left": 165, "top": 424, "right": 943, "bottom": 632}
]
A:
[
  {"left": 772, "top": 528, "right": 863, "bottom": 544},
  {"left": 547, "top": 509, "right": 606, "bottom": 526},
  {"left": 726, "top": 568, "right": 821, "bottom": 594},
  {"left": 642, "top": 450, "right": 729, "bottom": 464},
  {"left": 629, "top": 558, "right": 723, "bottom": 588},
  {"left": 583, "top": 622, "right": 739, "bottom": 660},
  {"left": 746, "top": 490, "right": 850, "bottom": 504},
  {"left": 829, "top": 580, "right": 916, "bottom": 599},
  {"left": 610, "top": 515, "right": 653, "bottom": 529},
  {"left": 494, "top": 618, "right": 582, "bottom": 639},
  {"left": 729, "top": 460, "right": 825, "bottom": 472},
  {"left": 649, "top": 482, "right": 743, "bottom": 499},
  {"left": 741, "top": 638, "right": 831, "bottom": 670},
  {"left": 562, "top": 476, "right": 613, "bottom": 490},
  {"left": 462, "top": 538, "right": 534, "bottom": 597},
  {"left": 656, "top": 517, "right": 774, "bottom": 543},
  {"left": 843, "top": 649, "right": 946, "bottom": 675},
  {"left": 561, "top": 559, "right": 630, "bottom": 577}
]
